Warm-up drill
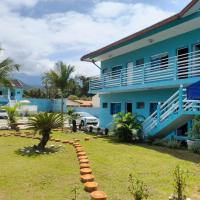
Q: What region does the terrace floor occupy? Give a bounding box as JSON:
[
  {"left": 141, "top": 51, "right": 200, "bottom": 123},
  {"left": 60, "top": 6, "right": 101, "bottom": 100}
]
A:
[{"left": 0, "top": 131, "right": 200, "bottom": 200}]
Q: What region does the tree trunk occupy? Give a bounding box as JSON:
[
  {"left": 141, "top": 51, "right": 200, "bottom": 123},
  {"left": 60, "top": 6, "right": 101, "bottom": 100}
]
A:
[
  {"left": 37, "top": 133, "right": 50, "bottom": 151},
  {"left": 72, "top": 120, "right": 77, "bottom": 132},
  {"left": 61, "top": 94, "right": 64, "bottom": 131}
]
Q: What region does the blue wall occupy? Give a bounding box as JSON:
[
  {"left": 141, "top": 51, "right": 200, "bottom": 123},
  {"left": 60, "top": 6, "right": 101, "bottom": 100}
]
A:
[
  {"left": 99, "top": 88, "right": 177, "bottom": 128},
  {"left": 101, "top": 28, "right": 200, "bottom": 72},
  {"left": 26, "top": 98, "right": 52, "bottom": 112}
]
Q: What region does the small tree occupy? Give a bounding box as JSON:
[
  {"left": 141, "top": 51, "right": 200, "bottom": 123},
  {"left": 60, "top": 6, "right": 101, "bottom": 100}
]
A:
[
  {"left": 3, "top": 103, "right": 20, "bottom": 129},
  {"left": 128, "top": 174, "right": 150, "bottom": 200},
  {"left": 172, "top": 165, "right": 188, "bottom": 200},
  {"left": 29, "top": 113, "right": 62, "bottom": 150},
  {"left": 188, "top": 116, "right": 200, "bottom": 139},
  {"left": 113, "top": 112, "right": 144, "bottom": 142}
]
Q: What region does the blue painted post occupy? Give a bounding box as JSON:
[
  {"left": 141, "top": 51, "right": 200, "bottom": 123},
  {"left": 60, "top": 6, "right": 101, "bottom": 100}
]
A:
[
  {"left": 157, "top": 102, "right": 161, "bottom": 125},
  {"left": 142, "top": 64, "right": 145, "bottom": 84},
  {"left": 174, "top": 57, "right": 177, "bottom": 80},
  {"left": 120, "top": 71, "right": 122, "bottom": 87},
  {"left": 179, "top": 85, "right": 183, "bottom": 114}
]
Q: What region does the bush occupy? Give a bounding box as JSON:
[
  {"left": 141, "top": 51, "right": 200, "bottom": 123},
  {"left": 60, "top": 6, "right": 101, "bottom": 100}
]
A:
[
  {"left": 128, "top": 174, "right": 150, "bottom": 200},
  {"left": 166, "top": 139, "right": 181, "bottom": 149},
  {"left": 171, "top": 165, "right": 188, "bottom": 200},
  {"left": 190, "top": 141, "right": 200, "bottom": 154},
  {"left": 68, "top": 95, "right": 79, "bottom": 101},
  {"left": 113, "top": 112, "right": 144, "bottom": 143},
  {"left": 188, "top": 116, "right": 200, "bottom": 139},
  {"left": 152, "top": 139, "right": 166, "bottom": 147}
]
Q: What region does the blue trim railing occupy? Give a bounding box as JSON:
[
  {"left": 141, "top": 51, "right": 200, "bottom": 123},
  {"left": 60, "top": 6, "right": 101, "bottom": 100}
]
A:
[
  {"left": 89, "top": 50, "right": 200, "bottom": 91},
  {"left": 142, "top": 85, "right": 200, "bottom": 136}
]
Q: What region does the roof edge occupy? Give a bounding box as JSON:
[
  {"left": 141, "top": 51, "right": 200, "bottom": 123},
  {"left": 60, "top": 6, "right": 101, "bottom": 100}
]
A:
[{"left": 81, "top": 0, "right": 199, "bottom": 62}]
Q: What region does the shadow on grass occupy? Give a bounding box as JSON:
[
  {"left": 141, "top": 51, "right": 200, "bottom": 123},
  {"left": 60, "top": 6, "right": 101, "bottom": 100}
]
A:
[
  {"left": 15, "top": 145, "right": 63, "bottom": 157},
  {"left": 102, "top": 136, "right": 200, "bottom": 163}
]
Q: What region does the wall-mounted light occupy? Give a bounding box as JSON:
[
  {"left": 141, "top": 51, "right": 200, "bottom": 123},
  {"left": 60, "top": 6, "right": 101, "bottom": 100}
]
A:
[{"left": 148, "top": 38, "right": 154, "bottom": 43}]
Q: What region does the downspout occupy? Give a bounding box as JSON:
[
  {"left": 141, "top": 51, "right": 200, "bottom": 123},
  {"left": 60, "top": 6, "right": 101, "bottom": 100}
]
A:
[{"left": 91, "top": 60, "right": 101, "bottom": 70}]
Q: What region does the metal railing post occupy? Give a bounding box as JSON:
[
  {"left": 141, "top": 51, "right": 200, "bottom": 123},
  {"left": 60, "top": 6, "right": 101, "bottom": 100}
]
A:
[
  {"left": 179, "top": 85, "right": 183, "bottom": 114},
  {"left": 157, "top": 102, "right": 161, "bottom": 125}
]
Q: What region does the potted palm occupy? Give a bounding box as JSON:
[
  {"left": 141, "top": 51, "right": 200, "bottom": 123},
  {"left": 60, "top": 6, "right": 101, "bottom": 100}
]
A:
[
  {"left": 29, "top": 113, "right": 62, "bottom": 151},
  {"left": 187, "top": 116, "right": 200, "bottom": 150}
]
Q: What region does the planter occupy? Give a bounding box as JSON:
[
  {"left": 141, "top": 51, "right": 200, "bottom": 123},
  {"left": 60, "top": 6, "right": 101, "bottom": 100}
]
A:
[{"left": 187, "top": 138, "right": 200, "bottom": 150}]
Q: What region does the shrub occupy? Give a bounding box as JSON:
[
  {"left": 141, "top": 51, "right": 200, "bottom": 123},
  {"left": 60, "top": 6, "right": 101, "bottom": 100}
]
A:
[
  {"left": 188, "top": 116, "right": 200, "bottom": 139},
  {"left": 68, "top": 95, "right": 79, "bottom": 101},
  {"left": 113, "top": 112, "right": 144, "bottom": 143},
  {"left": 190, "top": 141, "right": 200, "bottom": 154},
  {"left": 152, "top": 139, "right": 166, "bottom": 147},
  {"left": 128, "top": 174, "right": 150, "bottom": 200},
  {"left": 166, "top": 139, "right": 181, "bottom": 149},
  {"left": 172, "top": 165, "right": 188, "bottom": 200}
]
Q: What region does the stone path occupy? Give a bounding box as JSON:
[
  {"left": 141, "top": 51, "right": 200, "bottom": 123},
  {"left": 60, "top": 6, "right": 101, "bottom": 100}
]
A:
[{"left": 0, "top": 132, "right": 108, "bottom": 200}]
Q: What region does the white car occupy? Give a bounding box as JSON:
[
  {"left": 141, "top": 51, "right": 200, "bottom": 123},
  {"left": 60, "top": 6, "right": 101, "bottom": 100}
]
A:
[
  {"left": 75, "top": 112, "right": 99, "bottom": 127},
  {"left": 0, "top": 109, "right": 9, "bottom": 129}
]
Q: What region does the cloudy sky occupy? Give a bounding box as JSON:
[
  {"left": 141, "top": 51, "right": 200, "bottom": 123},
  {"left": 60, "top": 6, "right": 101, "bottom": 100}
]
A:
[{"left": 0, "top": 0, "right": 191, "bottom": 86}]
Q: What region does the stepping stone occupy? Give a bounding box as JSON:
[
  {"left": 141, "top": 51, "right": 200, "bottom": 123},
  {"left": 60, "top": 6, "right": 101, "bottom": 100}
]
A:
[
  {"left": 80, "top": 168, "right": 92, "bottom": 175},
  {"left": 80, "top": 174, "right": 95, "bottom": 183},
  {"left": 20, "top": 134, "right": 26, "bottom": 138},
  {"left": 80, "top": 163, "right": 90, "bottom": 169},
  {"left": 78, "top": 155, "right": 88, "bottom": 160},
  {"left": 84, "top": 182, "right": 98, "bottom": 193},
  {"left": 85, "top": 137, "right": 90, "bottom": 141},
  {"left": 79, "top": 159, "right": 89, "bottom": 164},
  {"left": 68, "top": 141, "right": 74, "bottom": 145},
  {"left": 73, "top": 142, "right": 79, "bottom": 146},
  {"left": 77, "top": 152, "right": 86, "bottom": 157},
  {"left": 76, "top": 148, "right": 84, "bottom": 153},
  {"left": 90, "top": 191, "right": 107, "bottom": 200},
  {"left": 74, "top": 139, "right": 80, "bottom": 142},
  {"left": 55, "top": 139, "right": 61, "bottom": 142},
  {"left": 93, "top": 136, "right": 98, "bottom": 139},
  {"left": 62, "top": 140, "right": 69, "bottom": 144}
]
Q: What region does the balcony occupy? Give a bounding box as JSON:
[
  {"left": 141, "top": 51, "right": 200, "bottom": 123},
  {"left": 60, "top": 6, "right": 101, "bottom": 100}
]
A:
[{"left": 89, "top": 50, "right": 200, "bottom": 93}]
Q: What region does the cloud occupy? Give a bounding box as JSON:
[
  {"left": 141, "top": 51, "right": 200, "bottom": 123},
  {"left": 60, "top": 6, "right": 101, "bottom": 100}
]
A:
[
  {"left": 0, "top": 0, "right": 175, "bottom": 79},
  {"left": 2, "top": 0, "right": 39, "bottom": 9}
]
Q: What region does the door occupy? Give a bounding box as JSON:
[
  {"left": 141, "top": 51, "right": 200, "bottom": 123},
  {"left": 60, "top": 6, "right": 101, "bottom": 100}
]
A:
[
  {"left": 177, "top": 47, "right": 189, "bottom": 79},
  {"left": 150, "top": 103, "right": 158, "bottom": 115},
  {"left": 192, "top": 43, "right": 200, "bottom": 77},
  {"left": 126, "top": 103, "right": 132, "bottom": 113},
  {"left": 176, "top": 123, "right": 188, "bottom": 136}
]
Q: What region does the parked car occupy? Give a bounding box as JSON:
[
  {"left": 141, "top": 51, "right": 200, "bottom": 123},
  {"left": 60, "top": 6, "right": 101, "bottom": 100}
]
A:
[
  {"left": 0, "top": 109, "right": 9, "bottom": 129},
  {"left": 0, "top": 109, "right": 8, "bottom": 119},
  {"left": 75, "top": 112, "right": 99, "bottom": 127}
]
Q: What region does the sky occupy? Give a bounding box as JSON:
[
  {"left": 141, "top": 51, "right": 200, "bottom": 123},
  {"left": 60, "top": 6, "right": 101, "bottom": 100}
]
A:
[{"left": 0, "top": 0, "right": 191, "bottom": 86}]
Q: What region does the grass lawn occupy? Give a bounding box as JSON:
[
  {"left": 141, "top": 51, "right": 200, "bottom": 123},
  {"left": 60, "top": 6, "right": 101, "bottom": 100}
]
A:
[{"left": 0, "top": 130, "right": 200, "bottom": 200}]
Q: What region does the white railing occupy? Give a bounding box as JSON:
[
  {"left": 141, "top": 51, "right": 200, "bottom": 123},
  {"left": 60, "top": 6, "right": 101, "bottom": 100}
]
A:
[
  {"left": 143, "top": 86, "right": 200, "bottom": 135},
  {"left": 90, "top": 50, "right": 200, "bottom": 91}
]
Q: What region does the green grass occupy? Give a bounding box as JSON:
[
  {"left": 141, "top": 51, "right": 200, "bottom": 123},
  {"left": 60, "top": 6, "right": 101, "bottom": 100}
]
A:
[{"left": 0, "top": 131, "right": 200, "bottom": 200}]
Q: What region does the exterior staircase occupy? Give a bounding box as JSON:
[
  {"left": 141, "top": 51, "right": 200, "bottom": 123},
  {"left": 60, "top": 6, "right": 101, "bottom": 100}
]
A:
[{"left": 143, "top": 85, "right": 200, "bottom": 139}]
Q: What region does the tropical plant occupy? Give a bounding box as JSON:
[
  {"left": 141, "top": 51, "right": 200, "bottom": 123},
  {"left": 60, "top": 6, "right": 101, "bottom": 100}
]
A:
[
  {"left": 128, "top": 174, "right": 150, "bottom": 200},
  {"left": 0, "top": 53, "right": 20, "bottom": 86},
  {"left": 43, "top": 62, "right": 75, "bottom": 130},
  {"left": 171, "top": 165, "right": 188, "bottom": 200},
  {"left": 166, "top": 139, "right": 181, "bottom": 149},
  {"left": 2, "top": 103, "right": 20, "bottom": 129},
  {"left": 113, "top": 112, "right": 144, "bottom": 143},
  {"left": 29, "top": 113, "right": 62, "bottom": 150},
  {"left": 190, "top": 141, "right": 200, "bottom": 154},
  {"left": 188, "top": 116, "right": 200, "bottom": 139},
  {"left": 66, "top": 107, "right": 80, "bottom": 132}
]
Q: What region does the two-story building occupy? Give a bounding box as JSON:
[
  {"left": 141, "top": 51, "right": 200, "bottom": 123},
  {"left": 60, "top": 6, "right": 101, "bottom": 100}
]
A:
[
  {"left": 81, "top": 0, "right": 200, "bottom": 139},
  {"left": 0, "top": 80, "right": 24, "bottom": 106}
]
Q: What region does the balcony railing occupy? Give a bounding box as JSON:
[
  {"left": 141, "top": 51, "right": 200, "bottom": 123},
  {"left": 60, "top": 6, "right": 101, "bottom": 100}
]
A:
[{"left": 90, "top": 50, "right": 200, "bottom": 91}]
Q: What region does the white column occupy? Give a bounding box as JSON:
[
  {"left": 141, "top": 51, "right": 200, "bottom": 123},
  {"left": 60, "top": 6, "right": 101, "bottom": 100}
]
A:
[{"left": 7, "top": 88, "right": 11, "bottom": 101}]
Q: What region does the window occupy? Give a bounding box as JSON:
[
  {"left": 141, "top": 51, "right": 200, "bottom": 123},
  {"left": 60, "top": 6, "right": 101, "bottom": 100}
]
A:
[
  {"left": 136, "top": 58, "right": 144, "bottom": 67},
  {"left": 136, "top": 102, "right": 145, "bottom": 109},
  {"left": 102, "top": 103, "right": 108, "bottom": 108},
  {"left": 11, "top": 92, "right": 14, "bottom": 97},
  {"left": 112, "top": 66, "right": 122, "bottom": 78},
  {"left": 110, "top": 103, "right": 121, "bottom": 115},
  {"left": 0, "top": 91, "right": 2, "bottom": 95},
  {"left": 151, "top": 53, "right": 168, "bottom": 70}
]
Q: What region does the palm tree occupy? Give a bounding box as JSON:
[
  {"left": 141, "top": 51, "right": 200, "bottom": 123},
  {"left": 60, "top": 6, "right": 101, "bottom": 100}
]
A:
[
  {"left": 0, "top": 56, "right": 20, "bottom": 86},
  {"left": 43, "top": 62, "right": 75, "bottom": 130},
  {"left": 66, "top": 107, "right": 80, "bottom": 132},
  {"left": 29, "top": 113, "right": 62, "bottom": 150},
  {"left": 3, "top": 103, "right": 20, "bottom": 129}
]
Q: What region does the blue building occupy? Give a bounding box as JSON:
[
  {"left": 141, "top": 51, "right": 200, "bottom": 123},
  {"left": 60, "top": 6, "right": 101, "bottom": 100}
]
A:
[
  {"left": 81, "top": 0, "right": 200, "bottom": 139},
  {"left": 0, "top": 80, "right": 24, "bottom": 106}
]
